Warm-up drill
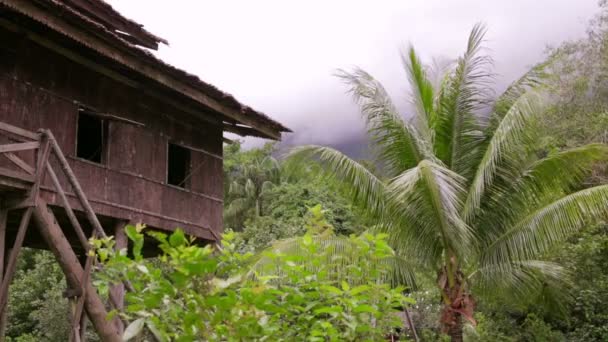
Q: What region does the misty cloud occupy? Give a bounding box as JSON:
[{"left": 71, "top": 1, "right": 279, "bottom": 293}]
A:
[{"left": 107, "top": 0, "right": 598, "bottom": 149}]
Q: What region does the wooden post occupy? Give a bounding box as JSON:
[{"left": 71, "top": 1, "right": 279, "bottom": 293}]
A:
[
  {"left": 79, "top": 311, "right": 87, "bottom": 342},
  {"left": 0, "top": 207, "right": 33, "bottom": 315},
  {"left": 109, "top": 221, "right": 127, "bottom": 335},
  {"left": 404, "top": 307, "right": 419, "bottom": 342},
  {"left": 0, "top": 209, "right": 7, "bottom": 342},
  {"left": 32, "top": 203, "right": 120, "bottom": 342},
  {"left": 69, "top": 251, "right": 95, "bottom": 342}
]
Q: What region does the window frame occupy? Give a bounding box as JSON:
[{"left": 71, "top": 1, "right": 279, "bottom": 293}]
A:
[
  {"left": 74, "top": 109, "right": 110, "bottom": 165},
  {"left": 166, "top": 141, "right": 192, "bottom": 189}
]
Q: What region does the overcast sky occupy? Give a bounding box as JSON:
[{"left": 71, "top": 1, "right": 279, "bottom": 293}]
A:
[{"left": 107, "top": 0, "right": 599, "bottom": 148}]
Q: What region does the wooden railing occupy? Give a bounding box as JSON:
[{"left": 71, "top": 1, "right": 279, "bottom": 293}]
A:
[{"left": 0, "top": 121, "right": 126, "bottom": 341}]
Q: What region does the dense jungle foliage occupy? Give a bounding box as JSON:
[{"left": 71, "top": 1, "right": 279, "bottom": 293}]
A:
[{"left": 5, "top": 2, "right": 608, "bottom": 341}]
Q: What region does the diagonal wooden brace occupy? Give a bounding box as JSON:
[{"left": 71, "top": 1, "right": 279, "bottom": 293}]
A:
[{"left": 32, "top": 202, "right": 121, "bottom": 342}]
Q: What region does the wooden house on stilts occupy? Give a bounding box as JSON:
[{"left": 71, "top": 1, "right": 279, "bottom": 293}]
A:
[{"left": 0, "top": 0, "right": 289, "bottom": 340}]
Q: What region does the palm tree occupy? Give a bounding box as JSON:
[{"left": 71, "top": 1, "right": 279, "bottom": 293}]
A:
[
  {"left": 287, "top": 24, "right": 608, "bottom": 341},
  {"left": 224, "top": 156, "right": 281, "bottom": 230}
]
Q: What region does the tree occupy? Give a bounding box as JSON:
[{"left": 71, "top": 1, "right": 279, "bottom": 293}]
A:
[
  {"left": 287, "top": 23, "right": 608, "bottom": 341},
  {"left": 224, "top": 150, "right": 281, "bottom": 231},
  {"left": 235, "top": 180, "right": 369, "bottom": 252},
  {"left": 5, "top": 249, "right": 70, "bottom": 341}
]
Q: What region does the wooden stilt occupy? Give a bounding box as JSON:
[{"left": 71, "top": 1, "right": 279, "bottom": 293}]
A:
[
  {"left": 32, "top": 202, "right": 121, "bottom": 342},
  {"left": 0, "top": 207, "right": 33, "bottom": 314},
  {"left": 68, "top": 297, "right": 81, "bottom": 342},
  {"left": 69, "top": 250, "right": 95, "bottom": 342},
  {"left": 0, "top": 210, "right": 7, "bottom": 342},
  {"left": 109, "top": 221, "right": 127, "bottom": 335},
  {"left": 0, "top": 122, "right": 131, "bottom": 340},
  {"left": 79, "top": 310, "right": 87, "bottom": 342},
  {"left": 404, "top": 307, "right": 419, "bottom": 342}
]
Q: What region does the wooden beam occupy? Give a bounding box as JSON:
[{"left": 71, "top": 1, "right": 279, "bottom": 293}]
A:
[
  {"left": 3, "top": 153, "right": 35, "bottom": 174},
  {"left": 109, "top": 221, "right": 127, "bottom": 335},
  {"left": 32, "top": 202, "right": 121, "bottom": 342},
  {"left": 69, "top": 249, "right": 94, "bottom": 342},
  {"left": 0, "top": 209, "right": 6, "bottom": 342},
  {"left": 2, "top": 197, "right": 35, "bottom": 210},
  {"left": 0, "top": 141, "right": 40, "bottom": 153},
  {"left": 78, "top": 311, "right": 87, "bottom": 342},
  {"left": 28, "top": 136, "right": 51, "bottom": 200},
  {"left": 0, "top": 209, "right": 6, "bottom": 280},
  {"left": 223, "top": 123, "right": 275, "bottom": 139},
  {"left": 0, "top": 207, "right": 33, "bottom": 315},
  {"left": 46, "top": 164, "right": 89, "bottom": 249},
  {"left": 77, "top": 106, "right": 145, "bottom": 127},
  {"left": 0, "top": 121, "right": 39, "bottom": 141},
  {"left": 0, "top": 177, "right": 31, "bottom": 191},
  {"left": 0, "top": 167, "right": 34, "bottom": 184}
]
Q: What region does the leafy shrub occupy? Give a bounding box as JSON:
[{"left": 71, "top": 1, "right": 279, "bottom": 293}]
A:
[{"left": 93, "top": 221, "right": 413, "bottom": 341}]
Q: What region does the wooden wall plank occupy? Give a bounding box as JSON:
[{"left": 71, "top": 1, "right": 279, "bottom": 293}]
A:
[{"left": 0, "top": 26, "right": 224, "bottom": 244}]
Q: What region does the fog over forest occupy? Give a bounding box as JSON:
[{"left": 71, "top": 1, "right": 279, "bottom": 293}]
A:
[{"left": 108, "top": 0, "right": 598, "bottom": 155}]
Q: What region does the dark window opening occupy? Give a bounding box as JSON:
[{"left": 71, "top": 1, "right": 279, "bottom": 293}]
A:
[
  {"left": 76, "top": 112, "right": 108, "bottom": 164},
  {"left": 167, "top": 143, "right": 191, "bottom": 188}
]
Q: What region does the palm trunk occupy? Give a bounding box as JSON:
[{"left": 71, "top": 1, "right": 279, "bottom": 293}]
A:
[
  {"left": 255, "top": 199, "right": 261, "bottom": 217},
  {"left": 438, "top": 267, "right": 475, "bottom": 342},
  {"left": 443, "top": 309, "right": 463, "bottom": 342}
]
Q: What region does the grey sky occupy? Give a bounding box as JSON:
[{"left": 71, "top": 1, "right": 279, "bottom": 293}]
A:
[{"left": 107, "top": 0, "right": 598, "bottom": 148}]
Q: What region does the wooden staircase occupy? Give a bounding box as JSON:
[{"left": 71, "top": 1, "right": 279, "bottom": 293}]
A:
[{"left": 0, "top": 122, "right": 122, "bottom": 341}]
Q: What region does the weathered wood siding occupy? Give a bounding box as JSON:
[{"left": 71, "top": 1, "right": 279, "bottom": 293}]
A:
[{"left": 0, "top": 27, "right": 223, "bottom": 241}]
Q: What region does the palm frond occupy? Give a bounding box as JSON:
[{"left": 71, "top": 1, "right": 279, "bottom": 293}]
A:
[
  {"left": 464, "top": 91, "right": 544, "bottom": 222},
  {"left": 475, "top": 144, "right": 608, "bottom": 242},
  {"left": 244, "top": 178, "right": 257, "bottom": 199},
  {"left": 482, "top": 185, "right": 608, "bottom": 266},
  {"left": 434, "top": 23, "right": 493, "bottom": 177},
  {"left": 472, "top": 260, "right": 571, "bottom": 315},
  {"left": 228, "top": 181, "right": 245, "bottom": 197},
  {"left": 224, "top": 197, "right": 253, "bottom": 225},
  {"left": 261, "top": 156, "right": 281, "bottom": 183},
  {"left": 402, "top": 45, "right": 436, "bottom": 137},
  {"left": 259, "top": 180, "right": 276, "bottom": 197},
  {"left": 487, "top": 62, "right": 549, "bottom": 134},
  {"left": 285, "top": 145, "right": 387, "bottom": 217},
  {"left": 387, "top": 160, "right": 473, "bottom": 263},
  {"left": 336, "top": 68, "right": 433, "bottom": 176}
]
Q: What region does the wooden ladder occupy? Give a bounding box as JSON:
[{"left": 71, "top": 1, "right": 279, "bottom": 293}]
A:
[{"left": 0, "top": 122, "right": 123, "bottom": 341}]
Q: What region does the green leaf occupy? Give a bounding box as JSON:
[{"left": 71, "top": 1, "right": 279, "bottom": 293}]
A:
[
  {"left": 169, "top": 229, "right": 187, "bottom": 247},
  {"left": 314, "top": 306, "right": 343, "bottom": 315},
  {"left": 320, "top": 285, "right": 343, "bottom": 295},
  {"left": 341, "top": 281, "right": 350, "bottom": 291},
  {"left": 353, "top": 304, "right": 377, "bottom": 314},
  {"left": 146, "top": 320, "right": 168, "bottom": 342},
  {"left": 125, "top": 225, "right": 141, "bottom": 242},
  {"left": 136, "top": 265, "right": 149, "bottom": 274},
  {"left": 350, "top": 285, "right": 370, "bottom": 296},
  {"left": 123, "top": 318, "right": 144, "bottom": 341}
]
